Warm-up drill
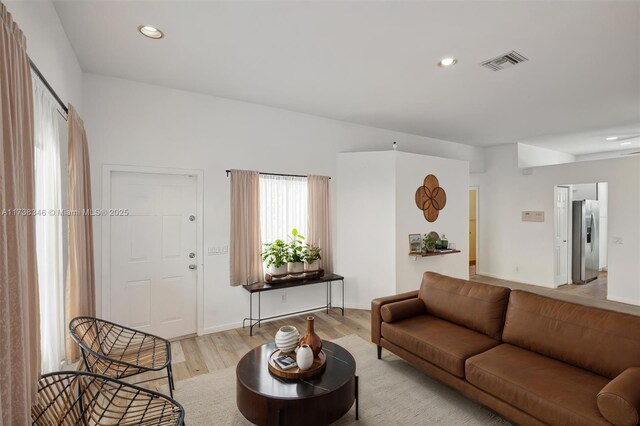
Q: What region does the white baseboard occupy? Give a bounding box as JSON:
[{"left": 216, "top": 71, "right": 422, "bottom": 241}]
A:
[
  {"left": 606, "top": 295, "right": 640, "bottom": 307},
  {"left": 476, "top": 271, "right": 554, "bottom": 288},
  {"left": 200, "top": 321, "right": 244, "bottom": 336}
]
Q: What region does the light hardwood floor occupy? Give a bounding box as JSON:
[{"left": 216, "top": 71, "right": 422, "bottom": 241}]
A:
[
  {"left": 472, "top": 272, "right": 640, "bottom": 316},
  {"left": 140, "top": 309, "right": 372, "bottom": 391}
]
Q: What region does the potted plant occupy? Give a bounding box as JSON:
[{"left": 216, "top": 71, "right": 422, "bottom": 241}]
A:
[
  {"left": 303, "top": 243, "right": 322, "bottom": 271},
  {"left": 423, "top": 234, "right": 436, "bottom": 253},
  {"left": 262, "top": 239, "right": 288, "bottom": 275},
  {"left": 286, "top": 228, "right": 305, "bottom": 273}
]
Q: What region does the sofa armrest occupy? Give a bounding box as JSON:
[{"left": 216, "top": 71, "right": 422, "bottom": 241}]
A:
[
  {"left": 371, "top": 290, "right": 419, "bottom": 345},
  {"left": 597, "top": 367, "right": 640, "bottom": 426},
  {"left": 381, "top": 298, "right": 426, "bottom": 323}
]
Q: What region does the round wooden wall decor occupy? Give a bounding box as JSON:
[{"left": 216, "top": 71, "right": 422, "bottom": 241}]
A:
[{"left": 415, "top": 174, "right": 447, "bottom": 222}]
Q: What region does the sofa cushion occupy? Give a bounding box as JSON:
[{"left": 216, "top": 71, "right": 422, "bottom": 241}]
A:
[
  {"left": 381, "top": 314, "right": 500, "bottom": 378},
  {"left": 466, "top": 344, "right": 610, "bottom": 426},
  {"left": 381, "top": 298, "right": 426, "bottom": 323},
  {"left": 418, "top": 272, "right": 510, "bottom": 340},
  {"left": 503, "top": 290, "right": 640, "bottom": 378},
  {"left": 597, "top": 367, "right": 640, "bottom": 426}
]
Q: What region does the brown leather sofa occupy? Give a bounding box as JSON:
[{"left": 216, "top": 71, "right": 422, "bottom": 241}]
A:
[{"left": 372, "top": 272, "right": 640, "bottom": 426}]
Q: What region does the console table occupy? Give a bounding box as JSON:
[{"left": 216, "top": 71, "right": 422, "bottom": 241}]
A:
[{"left": 242, "top": 273, "right": 345, "bottom": 336}]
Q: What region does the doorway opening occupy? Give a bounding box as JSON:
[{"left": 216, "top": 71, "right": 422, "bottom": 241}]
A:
[
  {"left": 553, "top": 182, "right": 608, "bottom": 299},
  {"left": 469, "top": 187, "right": 479, "bottom": 277}
]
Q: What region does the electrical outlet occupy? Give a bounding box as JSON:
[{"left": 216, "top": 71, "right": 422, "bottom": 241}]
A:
[
  {"left": 281, "top": 294, "right": 287, "bottom": 303},
  {"left": 515, "top": 265, "right": 519, "bottom": 272}
]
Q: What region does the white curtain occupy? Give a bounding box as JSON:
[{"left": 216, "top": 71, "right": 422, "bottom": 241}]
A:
[
  {"left": 260, "top": 175, "right": 308, "bottom": 245},
  {"left": 33, "top": 76, "right": 65, "bottom": 373}
]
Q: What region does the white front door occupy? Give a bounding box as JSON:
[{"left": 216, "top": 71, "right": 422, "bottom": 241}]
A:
[
  {"left": 108, "top": 171, "right": 197, "bottom": 339},
  {"left": 554, "top": 186, "right": 570, "bottom": 286}
]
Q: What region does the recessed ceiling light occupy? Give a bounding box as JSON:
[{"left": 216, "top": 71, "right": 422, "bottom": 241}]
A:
[
  {"left": 438, "top": 57, "right": 457, "bottom": 67},
  {"left": 605, "top": 136, "right": 619, "bottom": 141},
  {"left": 621, "top": 141, "right": 632, "bottom": 146},
  {"left": 138, "top": 25, "right": 164, "bottom": 39}
]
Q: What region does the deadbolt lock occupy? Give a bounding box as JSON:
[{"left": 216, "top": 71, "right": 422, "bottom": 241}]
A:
[
  {"left": 189, "top": 252, "right": 196, "bottom": 258},
  {"left": 189, "top": 215, "right": 196, "bottom": 222}
]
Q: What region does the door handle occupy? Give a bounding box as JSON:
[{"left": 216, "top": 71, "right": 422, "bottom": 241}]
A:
[{"left": 189, "top": 264, "right": 197, "bottom": 270}]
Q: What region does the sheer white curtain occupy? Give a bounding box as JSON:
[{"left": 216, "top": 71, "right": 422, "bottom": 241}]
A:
[
  {"left": 33, "top": 76, "right": 65, "bottom": 373},
  {"left": 260, "top": 175, "right": 308, "bottom": 246}
]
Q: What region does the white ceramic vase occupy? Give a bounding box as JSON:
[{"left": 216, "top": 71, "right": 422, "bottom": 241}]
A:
[
  {"left": 287, "top": 262, "right": 304, "bottom": 274},
  {"left": 296, "top": 344, "right": 314, "bottom": 371},
  {"left": 305, "top": 260, "right": 318, "bottom": 271},
  {"left": 275, "top": 326, "right": 299, "bottom": 353},
  {"left": 269, "top": 263, "right": 288, "bottom": 276}
]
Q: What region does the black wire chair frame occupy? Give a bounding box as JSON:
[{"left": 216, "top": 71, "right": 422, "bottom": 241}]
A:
[
  {"left": 32, "top": 371, "right": 185, "bottom": 425},
  {"left": 69, "top": 316, "right": 176, "bottom": 398}
]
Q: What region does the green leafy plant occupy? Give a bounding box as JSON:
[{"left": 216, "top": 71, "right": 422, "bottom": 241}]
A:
[
  {"left": 287, "top": 228, "right": 305, "bottom": 263},
  {"left": 303, "top": 243, "right": 322, "bottom": 262},
  {"left": 423, "top": 234, "right": 436, "bottom": 252},
  {"left": 262, "top": 239, "right": 288, "bottom": 268}
]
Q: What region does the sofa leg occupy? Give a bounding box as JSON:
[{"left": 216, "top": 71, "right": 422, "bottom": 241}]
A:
[{"left": 377, "top": 345, "right": 382, "bottom": 359}]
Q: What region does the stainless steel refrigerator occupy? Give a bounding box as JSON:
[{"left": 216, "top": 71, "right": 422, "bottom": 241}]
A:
[{"left": 572, "top": 200, "right": 599, "bottom": 284}]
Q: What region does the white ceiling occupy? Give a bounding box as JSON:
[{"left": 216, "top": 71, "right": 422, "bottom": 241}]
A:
[
  {"left": 53, "top": 1, "right": 640, "bottom": 146},
  {"left": 521, "top": 122, "right": 640, "bottom": 156}
]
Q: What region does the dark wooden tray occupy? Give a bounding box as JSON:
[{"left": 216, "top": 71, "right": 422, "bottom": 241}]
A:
[
  {"left": 265, "top": 269, "right": 324, "bottom": 283},
  {"left": 267, "top": 349, "right": 327, "bottom": 379}
]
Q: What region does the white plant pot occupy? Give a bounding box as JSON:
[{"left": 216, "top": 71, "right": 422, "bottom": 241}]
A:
[
  {"left": 287, "top": 262, "right": 304, "bottom": 274},
  {"left": 275, "top": 326, "right": 299, "bottom": 354},
  {"left": 305, "top": 260, "right": 319, "bottom": 271},
  {"left": 269, "top": 264, "right": 288, "bottom": 276},
  {"left": 296, "top": 344, "right": 314, "bottom": 370}
]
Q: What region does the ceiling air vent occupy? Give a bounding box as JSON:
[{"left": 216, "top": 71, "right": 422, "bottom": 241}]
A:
[{"left": 481, "top": 50, "right": 528, "bottom": 71}]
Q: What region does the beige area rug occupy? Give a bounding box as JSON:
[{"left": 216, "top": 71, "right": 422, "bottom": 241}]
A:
[{"left": 169, "top": 335, "right": 510, "bottom": 425}]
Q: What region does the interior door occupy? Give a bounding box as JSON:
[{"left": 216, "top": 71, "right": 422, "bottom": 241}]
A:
[
  {"left": 109, "top": 171, "right": 197, "bottom": 339},
  {"left": 554, "top": 186, "right": 570, "bottom": 286},
  {"left": 469, "top": 189, "right": 477, "bottom": 266}
]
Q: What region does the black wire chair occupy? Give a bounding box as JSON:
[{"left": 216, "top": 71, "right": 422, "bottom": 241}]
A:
[
  {"left": 69, "top": 316, "right": 176, "bottom": 397},
  {"left": 32, "top": 371, "right": 185, "bottom": 425}
]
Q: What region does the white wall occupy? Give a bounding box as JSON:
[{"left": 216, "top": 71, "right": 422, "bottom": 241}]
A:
[
  {"left": 394, "top": 152, "right": 469, "bottom": 293},
  {"left": 5, "top": 0, "right": 83, "bottom": 111},
  {"left": 471, "top": 144, "right": 640, "bottom": 305},
  {"left": 572, "top": 183, "right": 597, "bottom": 200},
  {"left": 336, "top": 151, "right": 469, "bottom": 301},
  {"left": 82, "top": 73, "right": 484, "bottom": 333},
  {"left": 598, "top": 182, "right": 608, "bottom": 270},
  {"left": 518, "top": 143, "right": 576, "bottom": 168},
  {"left": 336, "top": 152, "right": 396, "bottom": 308}
]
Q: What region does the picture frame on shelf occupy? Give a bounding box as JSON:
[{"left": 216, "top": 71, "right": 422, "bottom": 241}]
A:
[{"left": 409, "top": 234, "right": 422, "bottom": 253}]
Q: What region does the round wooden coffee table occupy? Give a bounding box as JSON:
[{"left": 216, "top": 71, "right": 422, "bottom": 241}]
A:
[{"left": 236, "top": 341, "right": 358, "bottom": 425}]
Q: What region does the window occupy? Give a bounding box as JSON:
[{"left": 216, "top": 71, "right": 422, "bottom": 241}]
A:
[
  {"left": 259, "top": 175, "right": 308, "bottom": 245},
  {"left": 33, "top": 75, "right": 66, "bottom": 373}
]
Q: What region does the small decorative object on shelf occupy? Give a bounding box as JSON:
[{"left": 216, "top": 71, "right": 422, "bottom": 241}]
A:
[
  {"left": 409, "top": 234, "right": 422, "bottom": 254},
  {"left": 296, "top": 344, "right": 314, "bottom": 370},
  {"left": 303, "top": 243, "right": 322, "bottom": 272},
  {"left": 287, "top": 228, "right": 305, "bottom": 273},
  {"left": 299, "top": 316, "right": 323, "bottom": 358},
  {"left": 423, "top": 232, "right": 437, "bottom": 253},
  {"left": 262, "top": 239, "right": 289, "bottom": 276},
  {"left": 275, "top": 326, "right": 300, "bottom": 354},
  {"left": 440, "top": 234, "right": 449, "bottom": 249}
]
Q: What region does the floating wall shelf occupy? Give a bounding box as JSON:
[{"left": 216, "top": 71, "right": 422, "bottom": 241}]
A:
[{"left": 409, "top": 250, "right": 461, "bottom": 257}]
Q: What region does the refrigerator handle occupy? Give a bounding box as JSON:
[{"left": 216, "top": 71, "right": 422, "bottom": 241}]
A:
[{"left": 591, "top": 212, "right": 596, "bottom": 253}]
